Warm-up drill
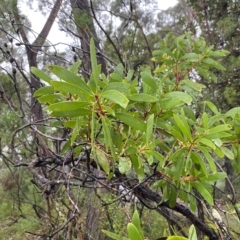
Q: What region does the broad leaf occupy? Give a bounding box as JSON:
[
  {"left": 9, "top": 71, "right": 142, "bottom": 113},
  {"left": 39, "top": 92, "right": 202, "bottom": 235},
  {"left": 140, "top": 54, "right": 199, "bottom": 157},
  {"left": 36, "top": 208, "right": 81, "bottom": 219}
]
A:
[
  {"left": 71, "top": 117, "right": 80, "bottom": 145},
  {"left": 34, "top": 86, "right": 54, "bottom": 97},
  {"left": 141, "top": 72, "right": 158, "bottom": 90},
  {"left": 197, "top": 138, "right": 215, "bottom": 150},
  {"left": 202, "top": 58, "right": 226, "bottom": 70},
  {"left": 191, "top": 182, "right": 213, "bottom": 205},
  {"left": 220, "top": 146, "right": 234, "bottom": 160},
  {"left": 47, "top": 65, "right": 91, "bottom": 94},
  {"left": 103, "top": 82, "right": 130, "bottom": 93},
  {"left": 45, "top": 101, "right": 90, "bottom": 112},
  {"left": 95, "top": 148, "right": 110, "bottom": 175},
  {"left": 127, "top": 223, "right": 143, "bottom": 240},
  {"left": 119, "top": 157, "right": 131, "bottom": 174},
  {"left": 69, "top": 60, "right": 82, "bottom": 74},
  {"left": 200, "top": 172, "right": 227, "bottom": 182},
  {"left": 50, "top": 80, "right": 91, "bottom": 98},
  {"left": 101, "top": 90, "right": 129, "bottom": 108},
  {"left": 164, "top": 92, "right": 192, "bottom": 104},
  {"left": 189, "top": 225, "right": 197, "bottom": 240},
  {"left": 90, "top": 38, "right": 98, "bottom": 86},
  {"left": 226, "top": 107, "right": 240, "bottom": 118},
  {"left": 115, "top": 113, "right": 146, "bottom": 131},
  {"left": 132, "top": 210, "right": 144, "bottom": 239},
  {"left": 102, "top": 230, "right": 129, "bottom": 240},
  {"left": 197, "top": 146, "right": 216, "bottom": 173},
  {"left": 128, "top": 94, "right": 158, "bottom": 103},
  {"left": 173, "top": 114, "right": 192, "bottom": 141},
  {"left": 31, "top": 67, "right": 52, "bottom": 84},
  {"left": 146, "top": 114, "right": 154, "bottom": 144},
  {"left": 49, "top": 109, "right": 91, "bottom": 117}
]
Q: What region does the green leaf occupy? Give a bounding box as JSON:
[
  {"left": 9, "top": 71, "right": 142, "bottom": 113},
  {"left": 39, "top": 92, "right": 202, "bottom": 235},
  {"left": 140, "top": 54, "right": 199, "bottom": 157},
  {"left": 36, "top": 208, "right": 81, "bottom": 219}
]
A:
[
  {"left": 164, "top": 92, "right": 192, "bottom": 104},
  {"left": 220, "top": 146, "right": 234, "bottom": 160},
  {"left": 173, "top": 113, "right": 192, "bottom": 141},
  {"left": 102, "top": 230, "right": 129, "bottom": 240},
  {"left": 197, "top": 146, "right": 216, "bottom": 173},
  {"left": 152, "top": 151, "right": 164, "bottom": 164},
  {"left": 34, "top": 86, "right": 54, "bottom": 97},
  {"left": 127, "top": 223, "right": 143, "bottom": 240},
  {"left": 191, "top": 151, "right": 207, "bottom": 176},
  {"left": 101, "top": 90, "right": 129, "bottom": 108},
  {"left": 50, "top": 80, "right": 90, "bottom": 97},
  {"left": 141, "top": 72, "right": 158, "bottom": 90},
  {"left": 208, "top": 115, "right": 225, "bottom": 128},
  {"left": 50, "top": 109, "right": 91, "bottom": 117},
  {"left": 114, "top": 64, "right": 124, "bottom": 78},
  {"left": 64, "top": 120, "right": 76, "bottom": 128},
  {"left": 208, "top": 124, "right": 231, "bottom": 134},
  {"left": 102, "top": 117, "right": 117, "bottom": 162},
  {"left": 169, "top": 187, "right": 177, "bottom": 207},
  {"left": 197, "top": 138, "right": 215, "bottom": 150},
  {"left": 128, "top": 94, "right": 158, "bottom": 103},
  {"left": 202, "top": 112, "right": 208, "bottom": 129},
  {"left": 204, "top": 132, "right": 232, "bottom": 140},
  {"left": 47, "top": 65, "right": 91, "bottom": 94},
  {"left": 111, "top": 130, "right": 122, "bottom": 151},
  {"left": 31, "top": 67, "right": 52, "bottom": 84},
  {"left": 69, "top": 60, "right": 82, "bottom": 74},
  {"left": 95, "top": 148, "right": 110, "bottom": 174},
  {"left": 202, "top": 58, "right": 226, "bottom": 70},
  {"left": 131, "top": 155, "right": 145, "bottom": 180},
  {"left": 170, "top": 147, "right": 186, "bottom": 161},
  {"left": 71, "top": 117, "right": 80, "bottom": 145},
  {"left": 37, "top": 94, "right": 64, "bottom": 104},
  {"left": 115, "top": 113, "right": 146, "bottom": 131},
  {"left": 191, "top": 182, "right": 213, "bottom": 205},
  {"left": 110, "top": 72, "right": 122, "bottom": 82},
  {"left": 205, "top": 101, "right": 220, "bottom": 115},
  {"left": 90, "top": 38, "right": 98, "bottom": 86},
  {"left": 200, "top": 172, "right": 227, "bottom": 182},
  {"left": 189, "top": 194, "right": 197, "bottom": 213},
  {"left": 181, "top": 80, "right": 205, "bottom": 92},
  {"left": 119, "top": 157, "right": 132, "bottom": 174},
  {"left": 208, "top": 49, "right": 229, "bottom": 57},
  {"left": 167, "top": 124, "right": 186, "bottom": 143},
  {"left": 45, "top": 101, "right": 90, "bottom": 112},
  {"left": 189, "top": 225, "right": 197, "bottom": 240},
  {"left": 226, "top": 107, "right": 240, "bottom": 118},
  {"left": 181, "top": 52, "right": 201, "bottom": 62},
  {"left": 146, "top": 114, "right": 154, "bottom": 144},
  {"left": 103, "top": 82, "right": 130, "bottom": 93},
  {"left": 235, "top": 148, "right": 240, "bottom": 173},
  {"left": 167, "top": 236, "right": 188, "bottom": 240},
  {"left": 214, "top": 147, "right": 224, "bottom": 158},
  {"left": 132, "top": 210, "right": 144, "bottom": 239}
]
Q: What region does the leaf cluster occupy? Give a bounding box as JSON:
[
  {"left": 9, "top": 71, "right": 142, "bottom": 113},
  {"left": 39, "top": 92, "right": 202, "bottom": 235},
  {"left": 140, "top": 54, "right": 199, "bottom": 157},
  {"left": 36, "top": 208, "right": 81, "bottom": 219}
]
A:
[{"left": 32, "top": 33, "right": 238, "bottom": 215}]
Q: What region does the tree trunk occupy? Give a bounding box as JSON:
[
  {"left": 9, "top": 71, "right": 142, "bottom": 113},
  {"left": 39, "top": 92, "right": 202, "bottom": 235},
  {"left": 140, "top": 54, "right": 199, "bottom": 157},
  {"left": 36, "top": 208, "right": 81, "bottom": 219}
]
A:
[
  {"left": 70, "top": 0, "right": 107, "bottom": 76},
  {"left": 12, "top": 0, "right": 62, "bottom": 121}
]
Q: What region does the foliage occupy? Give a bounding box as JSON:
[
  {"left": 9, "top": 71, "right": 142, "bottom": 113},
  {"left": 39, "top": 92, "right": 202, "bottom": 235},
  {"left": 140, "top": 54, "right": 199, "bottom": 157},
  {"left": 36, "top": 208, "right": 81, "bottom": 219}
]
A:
[
  {"left": 102, "top": 209, "right": 197, "bottom": 240},
  {"left": 31, "top": 33, "right": 240, "bottom": 238},
  {"left": 1, "top": 0, "right": 240, "bottom": 238},
  {"left": 186, "top": 0, "right": 240, "bottom": 110}
]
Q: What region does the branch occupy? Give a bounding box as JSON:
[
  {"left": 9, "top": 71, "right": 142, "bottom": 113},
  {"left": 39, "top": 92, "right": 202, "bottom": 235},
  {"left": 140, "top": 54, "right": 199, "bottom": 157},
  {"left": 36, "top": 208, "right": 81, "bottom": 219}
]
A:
[{"left": 33, "top": 0, "right": 62, "bottom": 47}]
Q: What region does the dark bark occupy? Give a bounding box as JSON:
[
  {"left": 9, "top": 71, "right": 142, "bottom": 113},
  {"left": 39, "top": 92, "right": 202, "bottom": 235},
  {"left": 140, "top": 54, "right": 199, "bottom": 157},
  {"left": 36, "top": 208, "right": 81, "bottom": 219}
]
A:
[
  {"left": 70, "top": 0, "right": 107, "bottom": 76},
  {"left": 24, "top": 155, "right": 220, "bottom": 240},
  {"left": 12, "top": 0, "right": 62, "bottom": 121}
]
